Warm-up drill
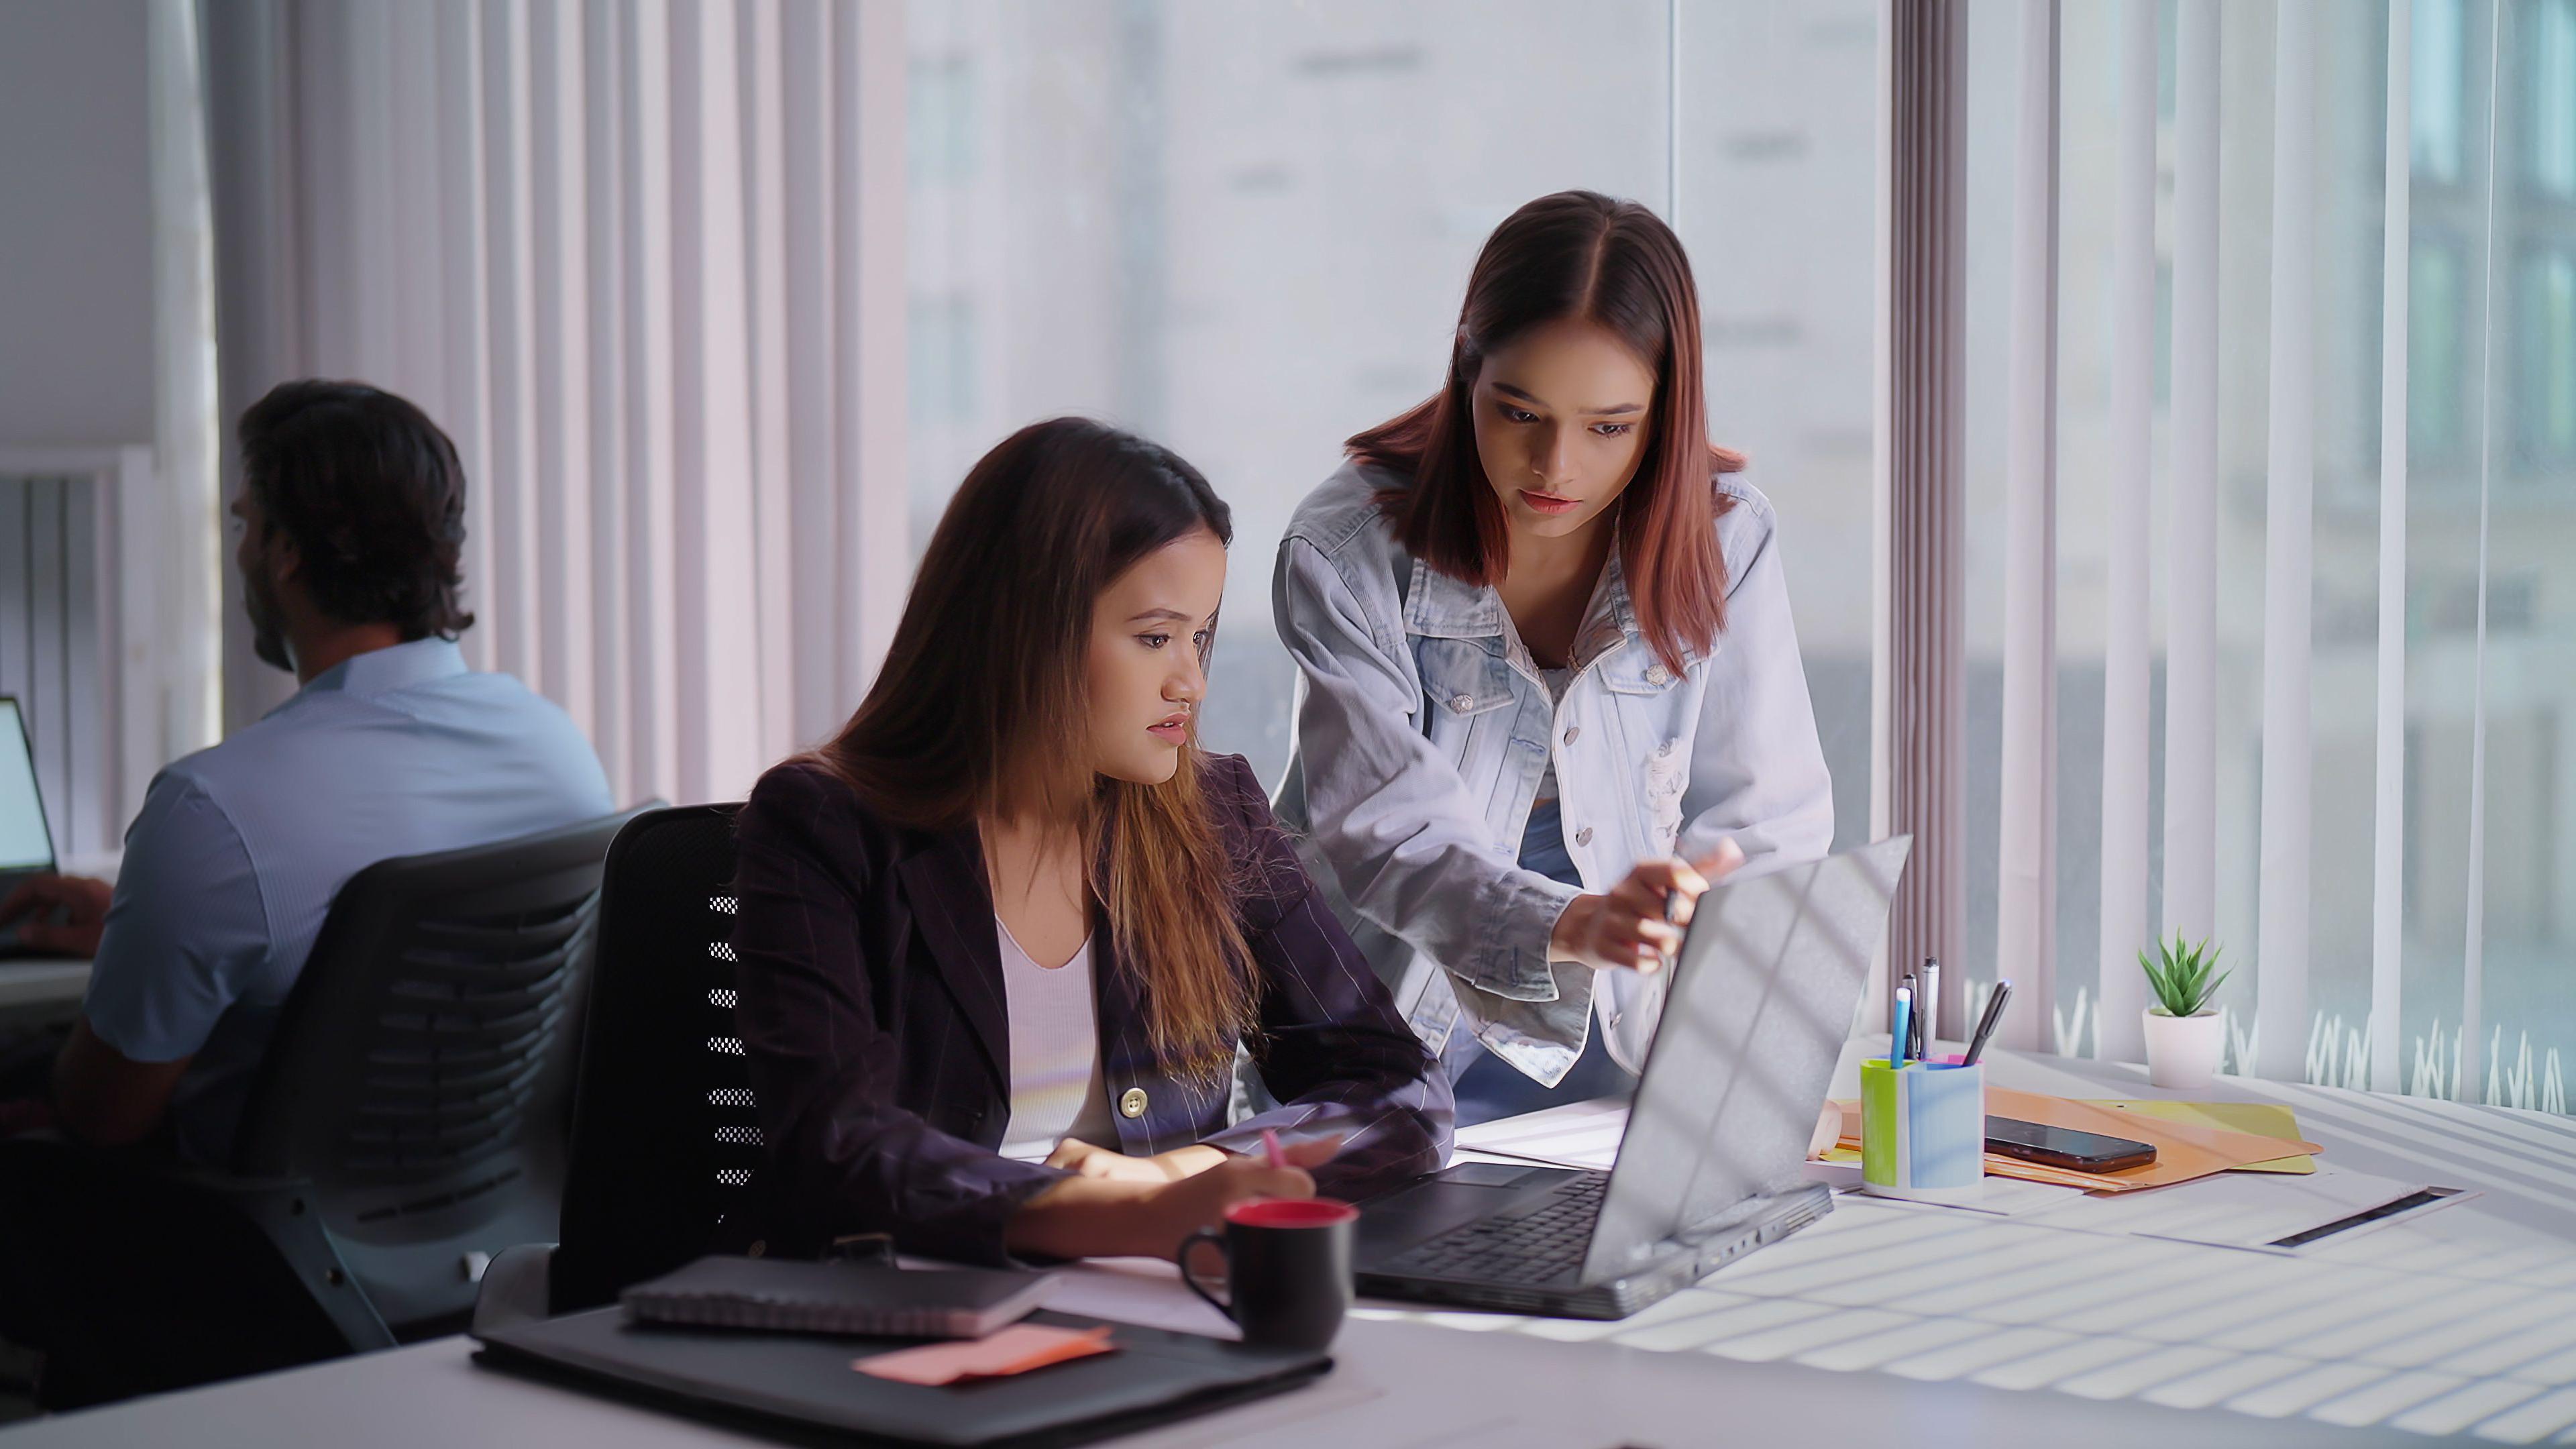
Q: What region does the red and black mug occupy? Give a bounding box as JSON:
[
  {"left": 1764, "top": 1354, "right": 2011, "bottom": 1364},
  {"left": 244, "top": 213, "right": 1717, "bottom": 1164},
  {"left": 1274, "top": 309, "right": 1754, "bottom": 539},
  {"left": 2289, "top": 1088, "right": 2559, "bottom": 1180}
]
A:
[{"left": 1175, "top": 1198, "right": 1356, "bottom": 1352}]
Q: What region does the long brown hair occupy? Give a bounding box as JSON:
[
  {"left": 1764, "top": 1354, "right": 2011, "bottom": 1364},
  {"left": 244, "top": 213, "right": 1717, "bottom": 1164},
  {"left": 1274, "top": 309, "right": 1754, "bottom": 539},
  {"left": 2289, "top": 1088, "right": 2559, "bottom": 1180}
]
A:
[
  {"left": 814, "top": 417, "right": 1256, "bottom": 1081},
  {"left": 1348, "top": 190, "right": 1745, "bottom": 673}
]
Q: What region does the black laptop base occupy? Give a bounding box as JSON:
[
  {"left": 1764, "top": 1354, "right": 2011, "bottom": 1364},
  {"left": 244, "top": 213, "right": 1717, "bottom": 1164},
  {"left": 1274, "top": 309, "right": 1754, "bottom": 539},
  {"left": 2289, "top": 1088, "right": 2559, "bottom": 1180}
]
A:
[{"left": 1354, "top": 1168, "right": 1834, "bottom": 1321}]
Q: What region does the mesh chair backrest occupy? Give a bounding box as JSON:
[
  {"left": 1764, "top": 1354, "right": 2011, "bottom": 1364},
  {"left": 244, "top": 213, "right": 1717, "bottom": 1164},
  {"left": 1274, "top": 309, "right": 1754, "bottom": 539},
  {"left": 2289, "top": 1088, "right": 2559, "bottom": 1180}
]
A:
[
  {"left": 233, "top": 812, "right": 633, "bottom": 1227},
  {"left": 552, "top": 804, "right": 757, "bottom": 1313},
  {"left": 704, "top": 888, "right": 764, "bottom": 1207}
]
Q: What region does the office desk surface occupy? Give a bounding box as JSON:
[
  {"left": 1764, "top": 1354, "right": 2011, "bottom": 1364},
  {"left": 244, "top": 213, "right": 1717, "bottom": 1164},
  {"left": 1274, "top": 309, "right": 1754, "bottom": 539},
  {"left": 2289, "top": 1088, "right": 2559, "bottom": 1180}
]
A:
[
  {"left": 0, "top": 958, "right": 87, "bottom": 1022},
  {"left": 1, "top": 1282, "right": 2438, "bottom": 1449},
  {"left": 9, "top": 1045, "right": 2574, "bottom": 1448},
  {"left": 1411, "top": 1042, "right": 2576, "bottom": 1444}
]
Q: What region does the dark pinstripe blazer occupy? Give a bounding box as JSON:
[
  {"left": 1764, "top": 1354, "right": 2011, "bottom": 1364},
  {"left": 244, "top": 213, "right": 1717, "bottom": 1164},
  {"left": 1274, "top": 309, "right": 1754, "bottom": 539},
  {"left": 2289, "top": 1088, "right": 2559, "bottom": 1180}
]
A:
[{"left": 729, "top": 753, "right": 1452, "bottom": 1265}]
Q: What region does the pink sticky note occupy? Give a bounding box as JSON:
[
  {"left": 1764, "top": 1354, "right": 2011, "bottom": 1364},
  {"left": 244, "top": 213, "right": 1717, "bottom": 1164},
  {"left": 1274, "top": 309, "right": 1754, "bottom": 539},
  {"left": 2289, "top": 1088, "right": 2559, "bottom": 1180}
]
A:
[{"left": 854, "top": 1324, "right": 1117, "bottom": 1387}]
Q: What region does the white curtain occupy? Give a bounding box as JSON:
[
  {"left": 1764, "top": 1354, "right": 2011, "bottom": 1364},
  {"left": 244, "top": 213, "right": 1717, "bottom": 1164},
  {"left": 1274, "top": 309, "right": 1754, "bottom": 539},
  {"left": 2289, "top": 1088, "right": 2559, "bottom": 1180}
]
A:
[
  {"left": 199, "top": 0, "right": 908, "bottom": 809},
  {"left": 2253, "top": 0, "right": 2317, "bottom": 1082},
  {"left": 2000, "top": 0, "right": 2570, "bottom": 1106},
  {"left": 144, "top": 0, "right": 223, "bottom": 834},
  {"left": 1996, "top": 0, "right": 2058, "bottom": 1050}
]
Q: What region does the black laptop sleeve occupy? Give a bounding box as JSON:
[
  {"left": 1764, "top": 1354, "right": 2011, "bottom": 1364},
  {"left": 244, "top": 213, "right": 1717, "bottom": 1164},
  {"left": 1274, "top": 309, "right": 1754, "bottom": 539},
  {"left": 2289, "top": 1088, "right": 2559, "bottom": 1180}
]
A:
[{"left": 472, "top": 1307, "right": 1330, "bottom": 1449}]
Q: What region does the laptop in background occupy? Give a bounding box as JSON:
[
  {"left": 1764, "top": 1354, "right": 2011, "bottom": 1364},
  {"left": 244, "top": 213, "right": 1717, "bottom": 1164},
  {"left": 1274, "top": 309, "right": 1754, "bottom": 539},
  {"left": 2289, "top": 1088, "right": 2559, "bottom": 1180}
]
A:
[
  {"left": 0, "top": 698, "right": 63, "bottom": 955},
  {"left": 1350, "top": 835, "right": 1911, "bottom": 1320}
]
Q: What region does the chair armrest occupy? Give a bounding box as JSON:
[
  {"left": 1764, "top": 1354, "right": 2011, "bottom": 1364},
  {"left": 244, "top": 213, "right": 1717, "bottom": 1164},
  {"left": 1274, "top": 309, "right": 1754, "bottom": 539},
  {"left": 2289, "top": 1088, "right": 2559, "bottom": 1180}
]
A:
[{"left": 472, "top": 1242, "right": 558, "bottom": 1335}]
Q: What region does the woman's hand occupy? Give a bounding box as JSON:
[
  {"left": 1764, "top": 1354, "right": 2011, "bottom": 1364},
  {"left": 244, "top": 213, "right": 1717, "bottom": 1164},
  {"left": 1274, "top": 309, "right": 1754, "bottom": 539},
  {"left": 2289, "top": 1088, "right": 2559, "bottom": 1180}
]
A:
[
  {"left": 1136, "top": 1141, "right": 1331, "bottom": 1246},
  {"left": 1007, "top": 1136, "right": 1340, "bottom": 1260},
  {"left": 1548, "top": 840, "right": 1746, "bottom": 973},
  {"left": 1043, "top": 1138, "right": 1226, "bottom": 1183}
]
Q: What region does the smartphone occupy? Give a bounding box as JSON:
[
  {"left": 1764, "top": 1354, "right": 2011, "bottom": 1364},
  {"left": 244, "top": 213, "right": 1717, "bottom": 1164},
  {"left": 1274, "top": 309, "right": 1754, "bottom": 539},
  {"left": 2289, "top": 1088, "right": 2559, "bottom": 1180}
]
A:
[{"left": 1984, "top": 1116, "right": 2157, "bottom": 1173}]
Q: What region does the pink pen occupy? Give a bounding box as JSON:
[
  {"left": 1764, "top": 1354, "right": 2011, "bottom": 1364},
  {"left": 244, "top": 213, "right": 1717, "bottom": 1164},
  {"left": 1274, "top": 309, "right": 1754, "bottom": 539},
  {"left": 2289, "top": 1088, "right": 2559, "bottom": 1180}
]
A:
[{"left": 1260, "top": 1128, "right": 1285, "bottom": 1170}]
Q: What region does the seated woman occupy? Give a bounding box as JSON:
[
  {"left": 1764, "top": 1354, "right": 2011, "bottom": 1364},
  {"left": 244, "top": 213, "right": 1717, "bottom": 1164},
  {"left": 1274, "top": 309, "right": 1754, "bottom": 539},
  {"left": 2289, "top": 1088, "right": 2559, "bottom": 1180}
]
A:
[{"left": 731, "top": 417, "right": 1452, "bottom": 1266}]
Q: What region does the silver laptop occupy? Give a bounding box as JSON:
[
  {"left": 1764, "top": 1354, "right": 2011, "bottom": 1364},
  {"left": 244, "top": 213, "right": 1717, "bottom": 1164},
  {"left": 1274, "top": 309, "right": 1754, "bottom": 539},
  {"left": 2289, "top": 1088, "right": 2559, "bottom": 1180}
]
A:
[
  {"left": 1352, "top": 835, "right": 1911, "bottom": 1320},
  {"left": 0, "top": 698, "right": 62, "bottom": 953}
]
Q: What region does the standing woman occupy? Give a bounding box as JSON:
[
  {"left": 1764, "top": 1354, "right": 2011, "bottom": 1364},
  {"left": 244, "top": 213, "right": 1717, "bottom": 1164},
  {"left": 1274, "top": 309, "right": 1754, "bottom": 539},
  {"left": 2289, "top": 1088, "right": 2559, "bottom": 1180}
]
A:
[
  {"left": 733, "top": 418, "right": 1449, "bottom": 1265},
  {"left": 1273, "top": 191, "right": 1833, "bottom": 1125}
]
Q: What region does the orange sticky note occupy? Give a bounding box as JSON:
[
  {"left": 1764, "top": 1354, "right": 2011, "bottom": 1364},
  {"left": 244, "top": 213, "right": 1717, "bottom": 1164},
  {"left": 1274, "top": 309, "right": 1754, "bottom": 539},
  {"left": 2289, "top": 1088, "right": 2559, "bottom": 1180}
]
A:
[{"left": 854, "top": 1324, "right": 1116, "bottom": 1387}]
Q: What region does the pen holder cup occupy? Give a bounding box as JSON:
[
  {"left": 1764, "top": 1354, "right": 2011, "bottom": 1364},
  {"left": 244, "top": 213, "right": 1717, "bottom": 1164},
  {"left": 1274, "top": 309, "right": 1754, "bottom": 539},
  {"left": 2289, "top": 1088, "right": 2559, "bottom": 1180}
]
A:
[{"left": 1860, "top": 1059, "right": 1986, "bottom": 1204}]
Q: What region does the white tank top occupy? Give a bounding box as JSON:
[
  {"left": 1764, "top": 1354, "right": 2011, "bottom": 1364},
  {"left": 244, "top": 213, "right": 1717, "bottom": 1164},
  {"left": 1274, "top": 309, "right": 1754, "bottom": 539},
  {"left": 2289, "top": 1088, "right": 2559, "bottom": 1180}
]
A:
[{"left": 994, "top": 919, "right": 1119, "bottom": 1163}]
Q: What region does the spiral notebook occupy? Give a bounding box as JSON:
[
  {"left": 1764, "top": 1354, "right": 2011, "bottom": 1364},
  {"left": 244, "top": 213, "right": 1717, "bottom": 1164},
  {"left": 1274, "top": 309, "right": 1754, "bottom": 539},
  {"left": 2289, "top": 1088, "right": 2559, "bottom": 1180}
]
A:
[{"left": 621, "top": 1256, "right": 1059, "bottom": 1339}]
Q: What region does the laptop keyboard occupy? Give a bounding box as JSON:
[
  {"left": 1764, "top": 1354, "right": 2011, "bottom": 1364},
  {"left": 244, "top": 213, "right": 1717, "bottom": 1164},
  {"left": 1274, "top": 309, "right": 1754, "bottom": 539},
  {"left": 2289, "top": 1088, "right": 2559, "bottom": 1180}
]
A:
[{"left": 1379, "top": 1173, "right": 1610, "bottom": 1285}]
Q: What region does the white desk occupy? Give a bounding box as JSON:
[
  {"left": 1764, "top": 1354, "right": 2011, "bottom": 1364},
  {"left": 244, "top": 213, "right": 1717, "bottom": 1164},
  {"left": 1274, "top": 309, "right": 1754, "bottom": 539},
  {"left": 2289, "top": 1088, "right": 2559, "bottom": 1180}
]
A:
[
  {"left": 9, "top": 1044, "right": 2574, "bottom": 1448},
  {"left": 1413, "top": 1042, "right": 2576, "bottom": 1443},
  {"left": 0, "top": 958, "right": 87, "bottom": 1024},
  {"left": 0, "top": 1275, "right": 2436, "bottom": 1449}
]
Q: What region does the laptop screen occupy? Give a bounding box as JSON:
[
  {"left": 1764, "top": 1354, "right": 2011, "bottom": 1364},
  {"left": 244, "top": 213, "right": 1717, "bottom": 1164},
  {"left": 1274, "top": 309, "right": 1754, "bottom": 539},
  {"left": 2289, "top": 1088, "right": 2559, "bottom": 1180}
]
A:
[
  {"left": 0, "top": 699, "right": 56, "bottom": 873},
  {"left": 1581, "top": 836, "right": 1910, "bottom": 1281}
]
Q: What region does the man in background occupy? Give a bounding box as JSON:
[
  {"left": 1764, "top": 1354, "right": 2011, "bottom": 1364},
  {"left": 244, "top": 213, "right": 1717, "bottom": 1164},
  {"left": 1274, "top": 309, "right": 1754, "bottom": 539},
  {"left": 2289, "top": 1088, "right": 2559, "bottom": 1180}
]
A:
[
  {"left": 0, "top": 380, "right": 615, "bottom": 1407},
  {"left": 0, "top": 379, "right": 614, "bottom": 1165}
]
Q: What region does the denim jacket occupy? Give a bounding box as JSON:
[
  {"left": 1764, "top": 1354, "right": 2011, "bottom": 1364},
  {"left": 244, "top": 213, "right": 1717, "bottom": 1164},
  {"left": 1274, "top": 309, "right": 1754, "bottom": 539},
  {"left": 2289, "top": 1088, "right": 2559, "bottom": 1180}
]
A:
[{"left": 1270, "top": 461, "right": 1835, "bottom": 1087}]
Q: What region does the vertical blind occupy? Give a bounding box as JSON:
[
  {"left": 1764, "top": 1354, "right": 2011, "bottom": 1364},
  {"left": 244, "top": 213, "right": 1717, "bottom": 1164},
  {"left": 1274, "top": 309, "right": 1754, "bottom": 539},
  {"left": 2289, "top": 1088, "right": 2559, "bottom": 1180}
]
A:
[
  {"left": 2094, "top": 0, "right": 2157, "bottom": 1064},
  {"left": 2254, "top": 0, "right": 2316, "bottom": 1081},
  {"left": 2161, "top": 0, "right": 2222, "bottom": 981},
  {"left": 2371, "top": 0, "right": 2414, "bottom": 1095},
  {"left": 200, "top": 0, "right": 908, "bottom": 810},
  {"left": 1995, "top": 0, "right": 2565, "bottom": 1105},
  {"left": 1996, "top": 0, "right": 2059, "bottom": 1049},
  {"left": 1873, "top": 0, "right": 1970, "bottom": 1037}
]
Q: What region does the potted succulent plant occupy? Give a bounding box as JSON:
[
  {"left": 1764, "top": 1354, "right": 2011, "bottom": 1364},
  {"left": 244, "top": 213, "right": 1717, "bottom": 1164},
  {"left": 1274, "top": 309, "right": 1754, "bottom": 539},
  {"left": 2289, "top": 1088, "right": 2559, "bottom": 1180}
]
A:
[{"left": 2141, "top": 934, "right": 2230, "bottom": 1089}]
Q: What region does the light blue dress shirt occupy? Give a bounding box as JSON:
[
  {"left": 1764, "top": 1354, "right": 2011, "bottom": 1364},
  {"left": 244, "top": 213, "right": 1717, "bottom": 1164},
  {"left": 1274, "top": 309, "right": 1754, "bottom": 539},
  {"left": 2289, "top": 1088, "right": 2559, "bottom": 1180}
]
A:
[{"left": 80, "top": 637, "right": 614, "bottom": 1164}]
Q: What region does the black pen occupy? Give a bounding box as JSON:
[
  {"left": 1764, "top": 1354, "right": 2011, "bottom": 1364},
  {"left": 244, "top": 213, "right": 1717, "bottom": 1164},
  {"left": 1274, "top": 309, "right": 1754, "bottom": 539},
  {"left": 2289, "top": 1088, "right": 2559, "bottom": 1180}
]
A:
[{"left": 1962, "top": 979, "right": 2014, "bottom": 1066}]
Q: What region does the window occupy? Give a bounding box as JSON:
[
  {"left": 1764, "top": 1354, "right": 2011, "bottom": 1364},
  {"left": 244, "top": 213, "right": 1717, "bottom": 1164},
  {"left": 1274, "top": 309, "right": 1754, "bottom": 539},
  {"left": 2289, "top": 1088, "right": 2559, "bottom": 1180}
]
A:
[
  {"left": 908, "top": 294, "right": 977, "bottom": 427},
  {"left": 2410, "top": 241, "right": 2465, "bottom": 464},
  {"left": 894, "top": 1, "right": 2572, "bottom": 1105},
  {"left": 909, "top": 56, "right": 977, "bottom": 187},
  {"left": 1960, "top": 3, "right": 2576, "bottom": 1099},
  {"left": 2520, "top": 248, "right": 2576, "bottom": 465},
  {"left": 2531, "top": 0, "right": 2576, "bottom": 199},
  {"left": 907, "top": 288, "right": 979, "bottom": 548},
  {"left": 902, "top": 0, "right": 1878, "bottom": 800},
  {"left": 2155, "top": 260, "right": 2172, "bottom": 407},
  {"left": 2414, "top": 0, "right": 2467, "bottom": 184}
]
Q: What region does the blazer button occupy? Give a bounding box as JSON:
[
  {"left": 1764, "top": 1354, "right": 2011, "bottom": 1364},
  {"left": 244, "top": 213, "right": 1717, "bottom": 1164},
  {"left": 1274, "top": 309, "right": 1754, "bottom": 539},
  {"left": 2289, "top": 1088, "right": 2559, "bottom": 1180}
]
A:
[
  {"left": 1645, "top": 663, "right": 1672, "bottom": 686},
  {"left": 1562, "top": 725, "right": 1580, "bottom": 745},
  {"left": 1575, "top": 826, "right": 1595, "bottom": 847},
  {"left": 1119, "top": 1087, "right": 1149, "bottom": 1118},
  {"left": 1450, "top": 693, "right": 1475, "bottom": 711}
]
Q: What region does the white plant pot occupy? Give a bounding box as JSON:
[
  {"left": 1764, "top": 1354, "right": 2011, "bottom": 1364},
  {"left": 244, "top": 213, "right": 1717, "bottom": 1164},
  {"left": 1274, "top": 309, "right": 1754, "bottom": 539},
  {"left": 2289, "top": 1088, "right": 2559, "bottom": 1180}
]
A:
[{"left": 2143, "top": 1008, "right": 2224, "bottom": 1089}]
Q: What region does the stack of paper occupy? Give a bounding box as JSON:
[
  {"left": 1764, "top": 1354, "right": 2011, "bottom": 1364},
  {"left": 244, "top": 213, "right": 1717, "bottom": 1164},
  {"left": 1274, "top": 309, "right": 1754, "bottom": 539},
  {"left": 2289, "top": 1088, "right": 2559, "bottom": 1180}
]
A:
[
  {"left": 2022, "top": 1169, "right": 2473, "bottom": 1253},
  {"left": 2079, "top": 1099, "right": 2314, "bottom": 1173},
  {"left": 1452, "top": 1096, "right": 1627, "bottom": 1171}
]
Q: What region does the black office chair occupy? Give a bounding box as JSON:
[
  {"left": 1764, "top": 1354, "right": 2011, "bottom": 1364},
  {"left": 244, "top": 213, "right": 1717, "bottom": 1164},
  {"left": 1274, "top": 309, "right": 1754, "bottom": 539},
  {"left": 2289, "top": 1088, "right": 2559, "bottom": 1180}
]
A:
[
  {"left": 1, "top": 808, "right": 632, "bottom": 1405},
  {"left": 543, "top": 803, "right": 759, "bottom": 1316}
]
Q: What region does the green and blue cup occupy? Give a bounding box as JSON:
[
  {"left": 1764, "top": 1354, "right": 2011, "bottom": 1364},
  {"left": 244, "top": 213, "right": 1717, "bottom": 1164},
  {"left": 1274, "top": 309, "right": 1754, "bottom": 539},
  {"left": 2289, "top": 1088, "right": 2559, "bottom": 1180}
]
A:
[{"left": 1860, "top": 1058, "right": 1986, "bottom": 1203}]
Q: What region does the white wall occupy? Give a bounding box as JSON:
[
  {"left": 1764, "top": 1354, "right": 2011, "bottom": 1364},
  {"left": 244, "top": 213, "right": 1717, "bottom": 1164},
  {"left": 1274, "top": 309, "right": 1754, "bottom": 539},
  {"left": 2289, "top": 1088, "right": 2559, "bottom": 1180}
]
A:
[{"left": 0, "top": 0, "right": 154, "bottom": 447}]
